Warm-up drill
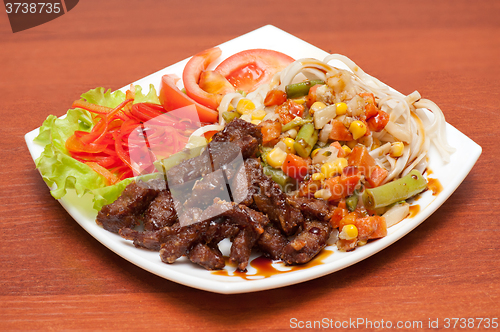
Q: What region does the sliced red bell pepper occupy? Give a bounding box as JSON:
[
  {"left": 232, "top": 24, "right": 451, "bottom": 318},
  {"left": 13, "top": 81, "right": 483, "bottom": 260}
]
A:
[
  {"left": 72, "top": 100, "right": 112, "bottom": 114},
  {"left": 85, "top": 162, "right": 119, "bottom": 185}
]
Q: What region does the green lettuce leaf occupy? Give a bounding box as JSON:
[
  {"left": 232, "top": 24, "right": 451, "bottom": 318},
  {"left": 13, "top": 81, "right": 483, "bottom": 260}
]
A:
[
  {"left": 34, "top": 84, "right": 162, "bottom": 211},
  {"left": 133, "top": 84, "right": 161, "bottom": 104},
  {"left": 80, "top": 87, "right": 127, "bottom": 108}
]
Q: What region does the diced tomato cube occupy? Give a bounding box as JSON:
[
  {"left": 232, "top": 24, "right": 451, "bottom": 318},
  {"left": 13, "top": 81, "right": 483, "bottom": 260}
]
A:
[
  {"left": 340, "top": 166, "right": 362, "bottom": 196},
  {"left": 264, "top": 89, "right": 287, "bottom": 106},
  {"left": 367, "top": 110, "right": 390, "bottom": 132},
  {"left": 367, "top": 165, "right": 388, "bottom": 187},
  {"left": 306, "top": 84, "right": 321, "bottom": 108},
  {"left": 282, "top": 154, "right": 310, "bottom": 181},
  {"left": 330, "top": 141, "right": 346, "bottom": 158},
  {"left": 329, "top": 119, "right": 353, "bottom": 141},
  {"left": 260, "top": 120, "right": 282, "bottom": 146},
  {"left": 298, "top": 178, "right": 322, "bottom": 198},
  {"left": 348, "top": 145, "right": 387, "bottom": 187},
  {"left": 356, "top": 216, "right": 387, "bottom": 240},
  {"left": 277, "top": 100, "right": 305, "bottom": 124}
]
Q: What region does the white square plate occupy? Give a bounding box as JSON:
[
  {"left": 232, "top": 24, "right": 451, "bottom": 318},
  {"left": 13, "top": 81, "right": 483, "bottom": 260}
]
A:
[{"left": 25, "top": 25, "right": 481, "bottom": 294}]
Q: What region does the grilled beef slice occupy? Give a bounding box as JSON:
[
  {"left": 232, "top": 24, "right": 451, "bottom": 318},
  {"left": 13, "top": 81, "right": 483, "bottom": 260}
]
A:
[{"left": 96, "top": 180, "right": 162, "bottom": 233}]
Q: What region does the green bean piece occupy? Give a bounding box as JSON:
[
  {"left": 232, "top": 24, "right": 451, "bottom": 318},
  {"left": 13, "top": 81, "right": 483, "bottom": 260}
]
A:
[
  {"left": 222, "top": 111, "right": 240, "bottom": 123},
  {"left": 263, "top": 166, "right": 296, "bottom": 191},
  {"left": 285, "top": 80, "right": 325, "bottom": 99},
  {"left": 281, "top": 117, "right": 313, "bottom": 132},
  {"left": 346, "top": 193, "right": 359, "bottom": 212},
  {"left": 259, "top": 146, "right": 272, "bottom": 164},
  {"left": 362, "top": 170, "right": 428, "bottom": 209},
  {"left": 293, "top": 123, "right": 319, "bottom": 158}
]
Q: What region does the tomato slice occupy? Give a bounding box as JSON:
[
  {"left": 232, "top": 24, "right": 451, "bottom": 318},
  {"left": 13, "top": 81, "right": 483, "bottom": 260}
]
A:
[
  {"left": 214, "top": 49, "right": 294, "bottom": 93},
  {"left": 159, "top": 74, "right": 218, "bottom": 123},
  {"left": 182, "top": 47, "right": 235, "bottom": 111}
]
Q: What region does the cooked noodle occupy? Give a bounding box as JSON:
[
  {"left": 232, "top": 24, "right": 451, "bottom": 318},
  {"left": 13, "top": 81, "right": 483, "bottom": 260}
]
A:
[{"left": 216, "top": 53, "right": 455, "bottom": 182}]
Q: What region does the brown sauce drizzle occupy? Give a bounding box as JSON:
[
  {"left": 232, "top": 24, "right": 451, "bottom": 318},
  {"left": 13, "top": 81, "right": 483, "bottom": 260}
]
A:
[
  {"left": 408, "top": 204, "right": 420, "bottom": 218},
  {"left": 211, "top": 249, "right": 334, "bottom": 280},
  {"left": 427, "top": 178, "right": 443, "bottom": 196}
]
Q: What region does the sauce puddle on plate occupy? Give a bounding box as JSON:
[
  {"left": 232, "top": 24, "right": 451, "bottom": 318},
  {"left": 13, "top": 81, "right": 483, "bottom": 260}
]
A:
[
  {"left": 427, "top": 177, "right": 443, "bottom": 196},
  {"left": 408, "top": 204, "right": 420, "bottom": 218},
  {"left": 212, "top": 249, "right": 334, "bottom": 280}
]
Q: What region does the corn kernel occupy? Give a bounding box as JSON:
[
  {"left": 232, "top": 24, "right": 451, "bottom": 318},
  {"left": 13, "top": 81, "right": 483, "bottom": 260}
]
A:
[
  {"left": 236, "top": 99, "right": 255, "bottom": 115},
  {"left": 320, "top": 158, "right": 347, "bottom": 178},
  {"left": 311, "top": 172, "right": 325, "bottom": 181},
  {"left": 390, "top": 142, "right": 404, "bottom": 157},
  {"left": 227, "top": 103, "right": 235, "bottom": 112},
  {"left": 251, "top": 109, "right": 266, "bottom": 120},
  {"left": 314, "top": 189, "right": 332, "bottom": 200},
  {"left": 267, "top": 147, "right": 287, "bottom": 168},
  {"left": 341, "top": 145, "right": 352, "bottom": 155},
  {"left": 282, "top": 138, "right": 296, "bottom": 154},
  {"left": 334, "top": 157, "right": 348, "bottom": 172},
  {"left": 340, "top": 224, "right": 358, "bottom": 240},
  {"left": 357, "top": 240, "right": 367, "bottom": 246},
  {"left": 311, "top": 148, "right": 321, "bottom": 158},
  {"left": 310, "top": 101, "right": 326, "bottom": 115},
  {"left": 346, "top": 140, "right": 357, "bottom": 149},
  {"left": 321, "top": 162, "right": 335, "bottom": 178},
  {"left": 335, "top": 102, "right": 348, "bottom": 115},
  {"left": 293, "top": 97, "right": 306, "bottom": 105},
  {"left": 349, "top": 120, "right": 367, "bottom": 140},
  {"left": 251, "top": 119, "right": 261, "bottom": 125}
]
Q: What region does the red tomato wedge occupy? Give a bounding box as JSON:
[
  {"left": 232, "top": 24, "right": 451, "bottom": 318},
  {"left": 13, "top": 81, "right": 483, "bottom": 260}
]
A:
[
  {"left": 159, "top": 74, "right": 218, "bottom": 123},
  {"left": 182, "top": 47, "right": 232, "bottom": 111},
  {"left": 214, "top": 49, "right": 294, "bottom": 93}
]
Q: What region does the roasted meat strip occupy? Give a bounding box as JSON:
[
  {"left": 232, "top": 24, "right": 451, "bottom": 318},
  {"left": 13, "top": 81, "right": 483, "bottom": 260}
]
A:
[
  {"left": 187, "top": 242, "right": 225, "bottom": 270},
  {"left": 256, "top": 224, "right": 289, "bottom": 260},
  {"left": 143, "top": 190, "right": 178, "bottom": 231},
  {"left": 96, "top": 180, "right": 161, "bottom": 233},
  {"left": 281, "top": 220, "right": 332, "bottom": 265},
  {"left": 288, "top": 196, "right": 333, "bottom": 222},
  {"left": 159, "top": 200, "right": 269, "bottom": 270},
  {"left": 166, "top": 118, "right": 262, "bottom": 187},
  {"left": 119, "top": 225, "right": 180, "bottom": 251},
  {"left": 233, "top": 158, "right": 303, "bottom": 235}
]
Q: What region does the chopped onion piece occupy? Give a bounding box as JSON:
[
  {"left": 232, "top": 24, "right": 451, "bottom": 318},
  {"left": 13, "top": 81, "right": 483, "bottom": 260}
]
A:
[{"left": 382, "top": 202, "right": 410, "bottom": 228}]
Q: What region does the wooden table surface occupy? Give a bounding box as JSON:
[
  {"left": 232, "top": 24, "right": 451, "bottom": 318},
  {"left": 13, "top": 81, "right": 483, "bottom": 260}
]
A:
[{"left": 1, "top": 0, "right": 499, "bottom": 330}]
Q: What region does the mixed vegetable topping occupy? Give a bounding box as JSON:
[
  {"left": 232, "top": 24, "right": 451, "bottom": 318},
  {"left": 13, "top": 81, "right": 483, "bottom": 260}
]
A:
[{"left": 34, "top": 46, "right": 454, "bottom": 253}]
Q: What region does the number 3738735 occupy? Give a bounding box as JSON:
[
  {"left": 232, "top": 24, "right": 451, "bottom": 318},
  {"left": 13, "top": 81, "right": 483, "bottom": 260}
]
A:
[{"left": 5, "top": 2, "right": 62, "bottom": 14}]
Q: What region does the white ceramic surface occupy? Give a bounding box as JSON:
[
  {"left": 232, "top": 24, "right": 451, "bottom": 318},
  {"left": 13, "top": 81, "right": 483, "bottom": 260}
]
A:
[{"left": 25, "top": 25, "right": 482, "bottom": 294}]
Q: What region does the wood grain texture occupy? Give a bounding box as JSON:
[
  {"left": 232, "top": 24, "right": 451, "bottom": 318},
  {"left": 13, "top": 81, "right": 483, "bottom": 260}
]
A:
[{"left": 1, "top": 0, "right": 499, "bottom": 330}]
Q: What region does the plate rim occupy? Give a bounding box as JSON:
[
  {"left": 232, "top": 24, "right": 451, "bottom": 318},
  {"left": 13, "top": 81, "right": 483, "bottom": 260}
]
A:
[{"left": 24, "top": 24, "right": 482, "bottom": 294}]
